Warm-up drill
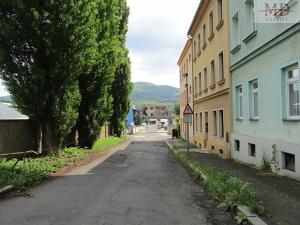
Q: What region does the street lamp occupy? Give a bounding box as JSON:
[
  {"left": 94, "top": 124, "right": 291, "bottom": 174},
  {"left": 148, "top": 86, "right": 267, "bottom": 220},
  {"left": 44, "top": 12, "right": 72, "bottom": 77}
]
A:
[{"left": 184, "top": 73, "right": 190, "bottom": 156}]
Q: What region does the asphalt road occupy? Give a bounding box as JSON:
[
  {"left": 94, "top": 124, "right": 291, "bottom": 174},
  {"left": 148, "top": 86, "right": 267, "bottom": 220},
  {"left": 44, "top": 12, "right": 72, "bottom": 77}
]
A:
[{"left": 0, "top": 128, "right": 234, "bottom": 225}]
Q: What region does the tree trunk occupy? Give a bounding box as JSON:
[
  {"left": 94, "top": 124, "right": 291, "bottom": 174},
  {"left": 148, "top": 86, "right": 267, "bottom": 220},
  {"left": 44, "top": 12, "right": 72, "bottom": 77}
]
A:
[
  {"left": 36, "top": 123, "right": 43, "bottom": 154},
  {"left": 43, "top": 122, "right": 58, "bottom": 154}
]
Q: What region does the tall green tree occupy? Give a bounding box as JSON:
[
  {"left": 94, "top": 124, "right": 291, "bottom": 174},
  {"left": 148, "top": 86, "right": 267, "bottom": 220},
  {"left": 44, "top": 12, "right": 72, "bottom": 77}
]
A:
[
  {"left": 76, "top": 0, "right": 121, "bottom": 148},
  {"left": 110, "top": 0, "right": 132, "bottom": 137},
  {"left": 0, "top": 0, "right": 99, "bottom": 153}
]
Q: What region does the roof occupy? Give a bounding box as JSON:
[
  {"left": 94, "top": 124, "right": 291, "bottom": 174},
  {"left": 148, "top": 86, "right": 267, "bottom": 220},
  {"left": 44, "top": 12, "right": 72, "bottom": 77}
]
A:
[
  {"left": 177, "top": 39, "right": 192, "bottom": 65},
  {"left": 187, "top": 0, "right": 208, "bottom": 36},
  {"left": 0, "top": 103, "right": 29, "bottom": 120}
]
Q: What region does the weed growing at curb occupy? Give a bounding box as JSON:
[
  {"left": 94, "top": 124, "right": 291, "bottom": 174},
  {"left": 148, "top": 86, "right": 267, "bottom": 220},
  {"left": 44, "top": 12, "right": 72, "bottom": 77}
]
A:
[
  {"left": 0, "top": 136, "right": 127, "bottom": 189},
  {"left": 169, "top": 146, "right": 265, "bottom": 215}
]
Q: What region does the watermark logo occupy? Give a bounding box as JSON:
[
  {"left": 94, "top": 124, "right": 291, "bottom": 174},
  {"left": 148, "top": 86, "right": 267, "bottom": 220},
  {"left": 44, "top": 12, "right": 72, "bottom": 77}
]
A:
[{"left": 254, "top": 0, "right": 300, "bottom": 23}]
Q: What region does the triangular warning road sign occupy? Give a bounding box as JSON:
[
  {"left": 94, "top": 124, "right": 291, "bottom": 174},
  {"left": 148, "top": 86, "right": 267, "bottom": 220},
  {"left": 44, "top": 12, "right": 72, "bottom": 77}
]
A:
[{"left": 183, "top": 104, "right": 193, "bottom": 115}]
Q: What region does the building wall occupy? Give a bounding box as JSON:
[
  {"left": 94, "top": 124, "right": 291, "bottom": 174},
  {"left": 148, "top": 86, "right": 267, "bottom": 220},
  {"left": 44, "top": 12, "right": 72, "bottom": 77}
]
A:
[
  {"left": 231, "top": 28, "right": 300, "bottom": 180},
  {"left": 229, "top": 0, "right": 300, "bottom": 180},
  {"left": 178, "top": 41, "right": 194, "bottom": 141},
  {"left": 191, "top": 0, "right": 231, "bottom": 158}
]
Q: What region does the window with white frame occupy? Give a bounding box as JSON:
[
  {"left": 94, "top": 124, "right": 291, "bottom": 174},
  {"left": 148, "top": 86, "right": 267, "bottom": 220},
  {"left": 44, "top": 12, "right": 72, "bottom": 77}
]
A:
[
  {"left": 231, "top": 11, "right": 240, "bottom": 47},
  {"left": 218, "top": 110, "right": 224, "bottom": 138},
  {"left": 236, "top": 85, "right": 243, "bottom": 119},
  {"left": 250, "top": 79, "right": 259, "bottom": 119},
  {"left": 286, "top": 66, "right": 300, "bottom": 118},
  {"left": 212, "top": 110, "right": 217, "bottom": 136},
  {"left": 245, "top": 0, "right": 255, "bottom": 35},
  {"left": 217, "top": 0, "right": 223, "bottom": 23},
  {"left": 211, "top": 60, "right": 215, "bottom": 85},
  {"left": 200, "top": 112, "right": 203, "bottom": 132},
  {"left": 204, "top": 67, "right": 208, "bottom": 89}
]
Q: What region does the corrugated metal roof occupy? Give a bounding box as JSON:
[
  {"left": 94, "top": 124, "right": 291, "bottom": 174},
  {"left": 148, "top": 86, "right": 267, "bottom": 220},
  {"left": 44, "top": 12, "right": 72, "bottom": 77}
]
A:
[{"left": 0, "top": 103, "right": 29, "bottom": 120}]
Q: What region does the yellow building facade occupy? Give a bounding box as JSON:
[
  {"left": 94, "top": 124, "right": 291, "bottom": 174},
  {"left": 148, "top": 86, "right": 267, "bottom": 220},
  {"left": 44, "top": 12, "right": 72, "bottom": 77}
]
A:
[
  {"left": 177, "top": 40, "right": 193, "bottom": 141},
  {"left": 188, "top": 0, "right": 231, "bottom": 158}
]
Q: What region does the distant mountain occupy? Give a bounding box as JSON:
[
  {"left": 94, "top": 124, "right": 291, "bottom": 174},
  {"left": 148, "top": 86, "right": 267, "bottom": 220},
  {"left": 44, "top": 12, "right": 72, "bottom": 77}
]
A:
[
  {"left": 131, "top": 82, "right": 179, "bottom": 102},
  {"left": 0, "top": 95, "right": 11, "bottom": 102}
]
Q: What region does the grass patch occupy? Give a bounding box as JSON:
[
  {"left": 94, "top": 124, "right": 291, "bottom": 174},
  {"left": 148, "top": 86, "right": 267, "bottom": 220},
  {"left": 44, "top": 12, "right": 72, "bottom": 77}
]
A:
[
  {"left": 0, "top": 136, "right": 128, "bottom": 189},
  {"left": 170, "top": 146, "right": 264, "bottom": 215}
]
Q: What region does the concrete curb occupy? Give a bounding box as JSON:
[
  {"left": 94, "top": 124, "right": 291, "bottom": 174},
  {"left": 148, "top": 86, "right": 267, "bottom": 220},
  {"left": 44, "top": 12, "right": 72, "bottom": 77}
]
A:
[
  {"left": 165, "top": 140, "right": 268, "bottom": 225},
  {"left": 0, "top": 185, "right": 14, "bottom": 196}
]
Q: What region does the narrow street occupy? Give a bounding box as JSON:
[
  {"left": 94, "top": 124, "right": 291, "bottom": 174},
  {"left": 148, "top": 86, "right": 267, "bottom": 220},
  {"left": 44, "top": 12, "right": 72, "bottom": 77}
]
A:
[{"left": 0, "top": 126, "right": 234, "bottom": 225}]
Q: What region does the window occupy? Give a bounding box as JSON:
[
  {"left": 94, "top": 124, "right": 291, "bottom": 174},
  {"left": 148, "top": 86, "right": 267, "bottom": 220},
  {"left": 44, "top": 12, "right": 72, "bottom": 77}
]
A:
[
  {"left": 204, "top": 67, "right": 208, "bottom": 90},
  {"left": 193, "top": 41, "right": 196, "bottom": 59},
  {"left": 195, "top": 77, "right": 197, "bottom": 94},
  {"left": 212, "top": 110, "right": 217, "bottom": 136},
  {"left": 248, "top": 143, "right": 256, "bottom": 157},
  {"left": 236, "top": 85, "right": 243, "bottom": 119},
  {"left": 218, "top": 110, "right": 224, "bottom": 138},
  {"left": 219, "top": 51, "right": 224, "bottom": 81},
  {"left": 245, "top": 0, "right": 255, "bottom": 35},
  {"left": 200, "top": 112, "right": 203, "bottom": 132},
  {"left": 195, "top": 113, "right": 198, "bottom": 132},
  {"left": 209, "top": 12, "right": 214, "bottom": 36},
  {"left": 211, "top": 60, "right": 215, "bottom": 85},
  {"left": 282, "top": 152, "right": 295, "bottom": 172},
  {"left": 232, "top": 11, "right": 240, "bottom": 47},
  {"left": 286, "top": 66, "right": 300, "bottom": 118},
  {"left": 234, "top": 140, "right": 240, "bottom": 151},
  {"left": 197, "top": 33, "right": 201, "bottom": 55},
  {"left": 250, "top": 79, "right": 259, "bottom": 119},
  {"left": 217, "top": 0, "right": 223, "bottom": 23},
  {"left": 203, "top": 24, "right": 206, "bottom": 45},
  {"left": 199, "top": 73, "right": 202, "bottom": 92}
]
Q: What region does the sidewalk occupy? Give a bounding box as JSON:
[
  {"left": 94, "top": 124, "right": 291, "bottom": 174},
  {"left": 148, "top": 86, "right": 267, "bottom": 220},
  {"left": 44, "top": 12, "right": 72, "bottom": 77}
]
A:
[{"left": 168, "top": 139, "right": 300, "bottom": 225}]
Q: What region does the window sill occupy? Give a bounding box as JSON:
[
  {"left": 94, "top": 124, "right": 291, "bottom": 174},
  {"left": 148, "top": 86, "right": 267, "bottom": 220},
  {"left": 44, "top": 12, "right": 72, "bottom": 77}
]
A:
[
  {"left": 231, "top": 44, "right": 241, "bottom": 54},
  {"left": 202, "top": 43, "right": 207, "bottom": 50},
  {"left": 236, "top": 118, "right": 243, "bottom": 121},
  {"left": 210, "top": 84, "right": 216, "bottom": 89},
  {"left": 216, "top": 19, "right": 224, "bottom": 31},
  {"left": 217, "top": 79, "right": 225, "bottom": 85},
  {"left": 203, "top": 88, "right": 208, "bottom": 93},
  {"left": 243, "top": 31, "right": 257, "bottom": 44},
  {"left": 208, "top": 33, "right": 215, "bottom": 42},
  {"left": 282, "top": 118, "right": 300, "bottom": 122},
  {"left": 249, "top": 118, "right": 259, "bottom": 121}
]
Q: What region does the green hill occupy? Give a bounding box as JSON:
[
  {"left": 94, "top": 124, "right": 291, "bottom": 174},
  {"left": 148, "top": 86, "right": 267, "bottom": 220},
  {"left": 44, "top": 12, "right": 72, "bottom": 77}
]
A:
[{"left": 131, "top": 82, "right": 179, "bottom": 102}]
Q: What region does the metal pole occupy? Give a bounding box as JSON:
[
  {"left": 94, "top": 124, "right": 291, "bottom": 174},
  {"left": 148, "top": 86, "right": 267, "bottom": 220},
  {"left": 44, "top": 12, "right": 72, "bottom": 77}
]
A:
[{"left": 186, "top": 84, "right": 190, "bottom": 156}]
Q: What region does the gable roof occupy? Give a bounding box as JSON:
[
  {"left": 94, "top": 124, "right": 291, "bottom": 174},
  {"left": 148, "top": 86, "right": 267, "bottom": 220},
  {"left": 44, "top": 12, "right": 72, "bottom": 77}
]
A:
[{"left": 0, "top": 103, "right": 29, "bottom": 120}]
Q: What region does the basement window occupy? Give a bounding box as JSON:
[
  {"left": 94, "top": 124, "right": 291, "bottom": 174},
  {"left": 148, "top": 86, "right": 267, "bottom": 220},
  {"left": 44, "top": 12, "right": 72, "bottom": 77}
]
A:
[
  {"left": 283, "top": 152, "right": 295, "bottom": 172},
  {"left": 248, "top": 143, "right": 256, "bottom": 157},
  {"left": 235, "top": 140, "right": 240, "bottom": 151}
]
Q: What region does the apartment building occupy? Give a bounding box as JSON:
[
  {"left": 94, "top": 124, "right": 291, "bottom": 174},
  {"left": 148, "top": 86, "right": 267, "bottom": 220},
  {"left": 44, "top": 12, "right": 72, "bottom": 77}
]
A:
[
  {"left": 229, "top": 1, "right": 300, "bottom": 180},
  {"left": 188, "top": 0, "right": 231, "bottom": 158},
  {"left": 139, "top": 105, "right": 170, "bottom": 122},
  {"left": 177, "top": 40, "right": 194, "bottom": 141}
]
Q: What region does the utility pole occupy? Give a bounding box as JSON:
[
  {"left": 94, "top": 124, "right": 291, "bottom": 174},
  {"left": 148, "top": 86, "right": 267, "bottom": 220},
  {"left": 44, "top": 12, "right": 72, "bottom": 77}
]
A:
[{"left": 183, "top": 73, "right": 191, "bottom": 156}]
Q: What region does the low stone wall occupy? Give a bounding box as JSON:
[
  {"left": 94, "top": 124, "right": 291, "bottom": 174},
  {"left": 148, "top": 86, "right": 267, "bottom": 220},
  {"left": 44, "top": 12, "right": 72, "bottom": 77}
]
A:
[
  {"left": 0, "top": 120, "right": 36, "bottom": 154},
  {"left": 0, "top": 120, "right": 111, "bottom": 154}
]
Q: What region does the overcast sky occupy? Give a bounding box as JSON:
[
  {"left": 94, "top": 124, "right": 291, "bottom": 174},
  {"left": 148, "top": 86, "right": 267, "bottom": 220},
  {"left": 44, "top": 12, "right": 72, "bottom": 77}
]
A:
[{"left": 0, "top": 0, "right": 199, "bottom": 96}]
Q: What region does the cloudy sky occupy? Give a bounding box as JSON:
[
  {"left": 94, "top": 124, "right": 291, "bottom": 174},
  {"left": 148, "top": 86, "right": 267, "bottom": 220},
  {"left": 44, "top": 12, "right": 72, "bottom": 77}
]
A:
[
  {"left": 0, "top": 0, "right": 199, "bottom": 96},
  {"left": 127, "top": 0, "right": 199, "bottom": 88}
]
